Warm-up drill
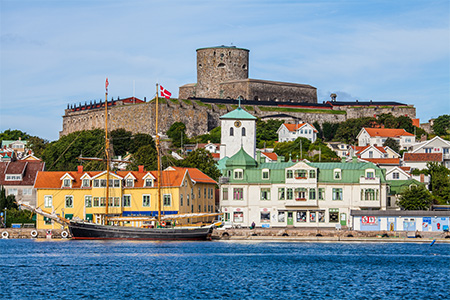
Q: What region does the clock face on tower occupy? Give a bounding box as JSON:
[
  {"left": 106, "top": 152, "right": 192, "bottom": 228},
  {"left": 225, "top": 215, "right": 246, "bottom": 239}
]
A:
[{"left": 234, "top": 120, "right": 241, "bottom": 128}]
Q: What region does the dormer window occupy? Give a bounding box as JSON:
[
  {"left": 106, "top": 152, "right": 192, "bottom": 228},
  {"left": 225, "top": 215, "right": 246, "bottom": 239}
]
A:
[
  {"left": 126, "top": 179, "right": 134, "bottom": 187},
  {"left": 145, "top": 179, "right": 153, "bottom": 187},
  {"left": 63, "top": 178, "right": 71, "bottom": 188},
  {"left": 334, "top": 169, "right": 341, "bottom": 180},
  {"left": 365, "top": 169, "right": 375, "bottom": 179},
  {"left": 82, "top": 179, "right": 90, "bottom": 188},
  {"left": 262, "top": 169, "right": 270, "bottom": 180},
  {"left": 234, "top": 169, "right": 243, "bottom": 180},
  {"left": 5, "top": 174, "right": 22, "bottom": 181}
]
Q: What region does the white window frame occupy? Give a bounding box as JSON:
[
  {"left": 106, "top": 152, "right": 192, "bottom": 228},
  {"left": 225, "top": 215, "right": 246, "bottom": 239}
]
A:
[
  {"left": 234, "top": 169, "right": 243, "bottom": 180},
  {"left": 163, "top": 194, "right": 172, "bottom": 206},
  {"left": 65, "top": 195, "right": 74, "bottom": 208},
  {"left": 262, "top": 168, "right": 270, "bottom": 180},
  {"left": 85, "top": 195, "right": 92, "bottom": 208},
  {"left": 123, "top": 195, "right": 131, "bottom": 207},
  {"left": 142, "top": 194, "right": 151, "bottom": 207},
  {"left": 44, "top": 195, "right": 53, "bottom": 208}
]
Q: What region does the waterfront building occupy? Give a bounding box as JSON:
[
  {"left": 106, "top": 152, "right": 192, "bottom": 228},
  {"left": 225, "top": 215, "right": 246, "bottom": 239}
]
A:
[
  {"left": 0, "top": 160, "right": 45, "bottom": 207},
  {"left": 219, "top": 150, "right": 388, "bottom": 229},
  {"left": 34, "top": 166, "right": 217, "bottom": 229},
  {"left": 277, "top": 122, "right": 318, "bottom": 142},
  {"left": 351, "top": 210, "right": 449, "bottom": 233}
]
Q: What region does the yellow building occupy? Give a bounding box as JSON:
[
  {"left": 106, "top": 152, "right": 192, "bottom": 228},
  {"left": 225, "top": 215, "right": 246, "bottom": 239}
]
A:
[{"left": 34, "top": 166, "right": 217, "bottom": 229}]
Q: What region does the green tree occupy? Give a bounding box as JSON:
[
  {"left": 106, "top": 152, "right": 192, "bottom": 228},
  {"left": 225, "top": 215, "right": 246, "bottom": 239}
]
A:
[
  {"left": 110, "top": 129, "right": 133, "bottom": 157},
  {"left": 334, "top": 117, "right": 377, "bottom": 143},
  {"left": 322, "top": 122, "right": 339, "bottom": 141},
  {"left": 130, "top": 133, "right": 155, "bottom": 154},
  {"left": 383, "top": 137, "right": 400, "bottom": 153},
  {"left": 42, "top": 129, "right": 105, "bottom": 171},
  {"left": 177, "top": 148, "right": 221, "bottom": 181},
  {"left": 432, "top": 114, "right": 450, "bottom": 136},
  {"left": 308, "top": 140, "right": 339, "bottom": 162},
  {"left": 193, "top": 126, "right": 221, "bottom": 144},
  {"left": 167, "top": 122, "right": 188, "bottom": 148},
  {"left": 28, "top": 136, "right": 49, "bottom": 158},
  {"left": 0, "top": 187, "right": 18, "bottom": 210},
  {"left": 0, "top": 129, "right": 30, "bottom": 143},
  {"left": 256, "top": 119, "right": 283, "bottom": 148},
  {"left": 426, "top": 162, "right": 450, "bottom": 204},
  {"left": 128, "top": 144, "right": 158, "bottom": 171},
  {"left": 397, "top": 185, "right": 434, "bottom": 210},
  {"left": 312, "top": 121, "right": 322, "bottom": 140},
  {"left": 274, "top": 137, "right": 311, "bottom": 161}
]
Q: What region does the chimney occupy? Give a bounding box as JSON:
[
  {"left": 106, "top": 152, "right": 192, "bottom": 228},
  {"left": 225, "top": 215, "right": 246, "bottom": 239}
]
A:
[
  {"left": 77, "top": 165, "right": 83, "bottom": 173},
  {"left": 420, "top": 173, "right": 424, "bottom": 183},
  {"left": 138, "top": 165, "right": 145, "bottom": 173}
]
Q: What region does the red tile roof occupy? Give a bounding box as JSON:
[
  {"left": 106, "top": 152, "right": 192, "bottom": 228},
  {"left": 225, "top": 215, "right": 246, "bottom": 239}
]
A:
[
  {"left": 362, "top": 158, "right": 400, "bottom": 165},
  {"left": 262, "top": 152, "right": 278, "bottom": 161},
  {"left": 403, "top": 153, "right": 443, "bottom": 162},
  {"left": 283, "top": 123, "right": 318, "bottom": 133},
  {"left": 0, "top": 161, "right": 45, "bottom": 186},
  {"left": 34, "top": 167, "right": 216, "bottom": 189},
  {"left": 364, "top": 128, "right": 414, "bottom": 137}
]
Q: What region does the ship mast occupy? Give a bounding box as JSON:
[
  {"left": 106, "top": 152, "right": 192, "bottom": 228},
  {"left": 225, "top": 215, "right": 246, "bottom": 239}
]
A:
[
  {"left": 156, "top": 84, "right": 162, "bottom": 224},
  {"left": 105, "top": 78, "right": 110, "bottom": 224}
]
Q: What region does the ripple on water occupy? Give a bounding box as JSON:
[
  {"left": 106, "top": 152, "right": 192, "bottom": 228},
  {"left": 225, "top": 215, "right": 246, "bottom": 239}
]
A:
[{"left": 0, "top": 239, "right": 449, "bottom": 299}]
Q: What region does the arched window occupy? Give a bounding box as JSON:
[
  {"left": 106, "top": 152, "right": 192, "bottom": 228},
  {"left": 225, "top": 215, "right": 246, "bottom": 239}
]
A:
[
  {"left": 242, "top": 127, "right": 246, "bottom": 136},
  {"left": 230, "top": 127, "right": 234, "bottom": 136}
]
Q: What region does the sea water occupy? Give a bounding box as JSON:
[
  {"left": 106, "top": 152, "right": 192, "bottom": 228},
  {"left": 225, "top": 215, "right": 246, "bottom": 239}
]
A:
[{"left": 1, "top": 239, "right": 449, "bottom": 299}]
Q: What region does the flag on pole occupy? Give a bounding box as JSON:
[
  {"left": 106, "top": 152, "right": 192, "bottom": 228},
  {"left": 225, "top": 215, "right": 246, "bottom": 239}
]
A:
[
  {"left": 160, "top": 85, "right": 172, "bottom": 99},
  {"left": 105, "top": 78, "right": 109, "bottom": 92}
]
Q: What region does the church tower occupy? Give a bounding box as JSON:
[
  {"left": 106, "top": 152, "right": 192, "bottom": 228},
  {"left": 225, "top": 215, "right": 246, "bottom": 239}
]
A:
[{"left": 219, "top": 105, "right": 256, "bottom": 160}]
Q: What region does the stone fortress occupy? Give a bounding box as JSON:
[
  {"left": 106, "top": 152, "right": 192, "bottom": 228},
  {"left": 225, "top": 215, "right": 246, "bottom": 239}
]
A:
[{"left": 60, "top": 45, "right": 416, "bottom": 138}]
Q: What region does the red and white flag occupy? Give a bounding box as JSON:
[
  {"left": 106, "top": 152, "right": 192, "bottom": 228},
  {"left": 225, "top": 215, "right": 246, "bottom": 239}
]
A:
[
  {"left": 105, "top": 78, "right": 109, "bottom": 92},
  {"left": 160, "top": 85, "right": 172, "bottom": 99}
]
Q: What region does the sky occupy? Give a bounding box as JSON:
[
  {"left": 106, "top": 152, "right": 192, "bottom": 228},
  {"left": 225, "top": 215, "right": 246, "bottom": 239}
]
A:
[{"left": 1, "top": 0, "right": 449, "bottom": 141}]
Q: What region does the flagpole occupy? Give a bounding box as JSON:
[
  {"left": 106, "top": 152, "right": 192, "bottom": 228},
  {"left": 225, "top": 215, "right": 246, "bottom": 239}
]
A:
[
  {"left": 105, "top": 78, "right": 110, "bottom": 225},
  {"left": 156, "top": 83, "right": 162, "bottom": 225}
]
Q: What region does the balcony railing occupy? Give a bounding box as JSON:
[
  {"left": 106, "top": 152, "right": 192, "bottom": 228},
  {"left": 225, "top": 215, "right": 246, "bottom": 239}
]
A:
[
  {"left": 360, "top": 176, "right": 380, "bottom": 184},
  {"left": 219, "top": 177, "right": 229, "bottom": 184}
]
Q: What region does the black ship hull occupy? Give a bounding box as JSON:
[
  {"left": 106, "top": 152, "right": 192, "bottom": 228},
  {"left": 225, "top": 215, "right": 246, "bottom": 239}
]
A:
[{"left": 68, "top": 221, "right": 213, "bottom": 240}]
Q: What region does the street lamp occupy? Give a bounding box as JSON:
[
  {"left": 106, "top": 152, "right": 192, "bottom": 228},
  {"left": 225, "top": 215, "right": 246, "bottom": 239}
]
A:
[{"left": 4, "top": 208, "right": 6, "bottom": 228}]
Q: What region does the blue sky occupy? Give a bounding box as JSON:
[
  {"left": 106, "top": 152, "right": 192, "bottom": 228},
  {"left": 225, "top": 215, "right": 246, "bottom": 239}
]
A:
[{"left": 1, "top": 0, "right": 449, "bottom": 141}]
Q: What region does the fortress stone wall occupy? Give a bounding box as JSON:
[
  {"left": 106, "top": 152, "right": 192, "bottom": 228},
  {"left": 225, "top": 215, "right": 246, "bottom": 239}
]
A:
[{"left": 60, "top": 99, "right": 416, "bottom": 138}]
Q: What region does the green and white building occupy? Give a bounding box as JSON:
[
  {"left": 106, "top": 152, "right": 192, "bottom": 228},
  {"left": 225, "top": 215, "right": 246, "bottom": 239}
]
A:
[{"left": 219, "top": 150, "right": 388, "bottom": 228}]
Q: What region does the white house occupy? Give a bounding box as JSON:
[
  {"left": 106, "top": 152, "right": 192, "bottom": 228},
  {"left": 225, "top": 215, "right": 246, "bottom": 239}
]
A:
[
  {"left": 403, "top": 153, "right": 443, "bottom": 170},
  {"left": 410, "top": 136, "right": 450, "bottom": 168},
  {"left": 357, "top": 128, "right": 415, "bottom": 150},
  {"left": 277, "top": 123, "right": 318, "bottom": 143}
]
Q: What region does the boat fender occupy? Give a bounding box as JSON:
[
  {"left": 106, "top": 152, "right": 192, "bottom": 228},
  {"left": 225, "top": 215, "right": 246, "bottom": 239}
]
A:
[
  {"left": 160, "top": 221, "right": 166, "bottom": 228},
  {"left": 2, "top": 231, "right": 9, "bottom": 239},
  {"left": 61, "top": 230, "right": 69, "bottom": 239},
  {"left": 30, "top": 230, "right": 38, "bottom": 238}
]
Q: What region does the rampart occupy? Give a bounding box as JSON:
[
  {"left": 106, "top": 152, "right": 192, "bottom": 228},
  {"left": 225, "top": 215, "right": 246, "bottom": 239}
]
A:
[{"left": 60, "top": 98, "right": 416, "bottom": 138}]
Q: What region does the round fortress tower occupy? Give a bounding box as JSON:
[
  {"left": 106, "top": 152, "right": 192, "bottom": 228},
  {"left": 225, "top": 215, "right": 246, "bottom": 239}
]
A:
[{"left": 196, "top": 45, "right": 249, "bottom": 98}]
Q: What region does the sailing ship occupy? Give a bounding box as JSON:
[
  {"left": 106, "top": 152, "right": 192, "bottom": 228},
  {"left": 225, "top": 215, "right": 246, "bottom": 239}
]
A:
[{"left": 24, "top": 81, "right": 220, "bottom": 240}]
